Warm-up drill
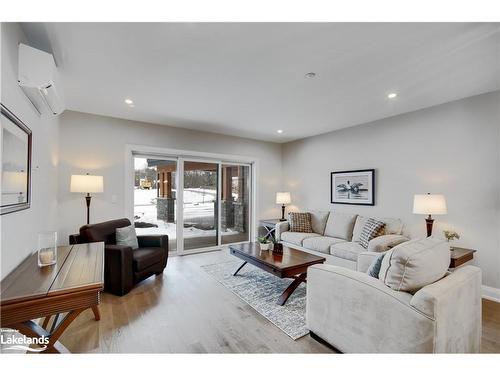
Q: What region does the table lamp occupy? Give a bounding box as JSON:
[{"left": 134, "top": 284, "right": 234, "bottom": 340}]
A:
[
  {"left": 413, "top": 193, "right": 447, "bottom": 237},
  {"left": 276, "top": 192, "right": 291, "bottom": 221},
  {"left": 71, "top": 174, "right": 104, "bottom": 225}
]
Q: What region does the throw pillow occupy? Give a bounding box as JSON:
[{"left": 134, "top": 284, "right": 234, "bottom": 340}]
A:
[
  {"left": 366, "top": 253, "right": 386, "bottom": 278},
  {"left": 116, "top": 224, "right": 139, "bottom": 249},
  {"left": 359, "top": 218, "right": 385, "bottom": 249},
  {"left": 379, "top": 237, "right": 451, "bottom": 293},
  {"left": 288, "top": 212, "right": 313, "bottom": 233}
]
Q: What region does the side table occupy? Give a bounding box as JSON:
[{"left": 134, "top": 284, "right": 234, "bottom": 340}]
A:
[
  {"left": 450, "top": 246, "right": 476, "bottom": 268},
  {"left": 259, "top": 219, "right": 283, "bottom": 241}
]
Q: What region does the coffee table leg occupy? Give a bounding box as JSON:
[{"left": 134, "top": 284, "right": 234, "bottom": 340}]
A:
[
  {"left": 233, "top": 261, "right": 247, "bottom": 276},
  {"left": 278, "top": 273, "right": 307, "bottom": 306}
]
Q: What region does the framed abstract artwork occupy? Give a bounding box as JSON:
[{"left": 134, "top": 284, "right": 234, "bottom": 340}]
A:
[
  {"left": 1, "top": 104, "right": 32, "bottom": 215},
  {"left": 330, "top": 169, "right": 375, "bottom": 206}
]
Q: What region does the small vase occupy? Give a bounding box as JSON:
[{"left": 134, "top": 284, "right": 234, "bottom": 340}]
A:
[{"left": 273, "top": 242, "right": 283, "bottom": 254}]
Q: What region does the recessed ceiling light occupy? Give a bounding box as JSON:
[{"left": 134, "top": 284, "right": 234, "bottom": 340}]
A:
[
  {"left": 387, "top": 93, "right": 397, "bottom": 99},
  {"left": 277, "top": 129, "right": 283, "bottom": 134},
  {"left": 124, "top": 98, "right": 134, "bottom": 105},
  {"left": 305, "top": 72, "right": 316, "bottom": 78}
]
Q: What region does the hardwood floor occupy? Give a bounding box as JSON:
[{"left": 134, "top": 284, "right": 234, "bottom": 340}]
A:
[{"left": 59, "top": 249, "right": 500, "bottom": 353}]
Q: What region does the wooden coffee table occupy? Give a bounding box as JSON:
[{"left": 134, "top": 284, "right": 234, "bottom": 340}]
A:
[{"left": 229, "top": 242, "right": 325, "bottom": 306}]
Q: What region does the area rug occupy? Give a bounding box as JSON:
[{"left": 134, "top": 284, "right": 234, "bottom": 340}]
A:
[{"left": 201, "top": 260, "right": 308, "bottom": 340}]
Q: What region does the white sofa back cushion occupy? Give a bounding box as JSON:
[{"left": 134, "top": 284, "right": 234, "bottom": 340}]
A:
[
  {"left": 324, "top": 212, "right": 358, "bottom": 241},
  {"left": 352, "top": 216, "right": 403, "bottom": 242},
  {"left": 379, "top": 237, "right": 451, "bottom": 293},
  {"left": 308, "top": 210, "right": 330, "bottom": 235}
]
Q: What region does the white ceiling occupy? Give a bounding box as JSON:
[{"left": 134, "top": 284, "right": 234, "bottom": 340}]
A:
[{"left": 22, "top": 23, "right": 500, "bottom": 143}]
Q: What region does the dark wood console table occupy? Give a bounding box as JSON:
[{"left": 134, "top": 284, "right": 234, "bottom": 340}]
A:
[{"left": 0, "top": 242, "right": 104, "bottom": 353}]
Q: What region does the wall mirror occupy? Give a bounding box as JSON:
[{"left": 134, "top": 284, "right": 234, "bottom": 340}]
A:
[{"left": 1, "top": 104, "right": 32, "bottom": 215}]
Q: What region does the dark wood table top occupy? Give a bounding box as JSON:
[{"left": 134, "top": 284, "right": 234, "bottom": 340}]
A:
[
  {"left": 229, "top": 242, "right": 325, "bottom": 273},
  {"left": 0, "top": 242, "right": 104, "bottom": 305}
]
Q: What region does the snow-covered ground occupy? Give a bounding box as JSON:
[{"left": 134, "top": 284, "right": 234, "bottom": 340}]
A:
[{"left": 133, "top": 188, "right": 240, "bottom": 247}]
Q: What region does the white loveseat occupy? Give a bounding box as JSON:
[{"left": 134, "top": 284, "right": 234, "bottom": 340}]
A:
[{"left": 275, "top": 210, "right": 409, "bottom": 269}]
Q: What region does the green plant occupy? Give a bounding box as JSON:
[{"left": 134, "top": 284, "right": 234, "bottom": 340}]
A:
[
  {"left": 257, "top": 236, "right": 271, "bottom": 244},
  {"left": 443, "top": 230, "right": 460, "bottom": 242}
]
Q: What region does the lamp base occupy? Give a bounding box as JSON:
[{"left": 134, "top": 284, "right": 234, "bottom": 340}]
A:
[
  {"left": 85, "top": 194, "right": 92, "bottom": 225},
  {"left": 425, "top": 215, "right": 434, "bottom": 237},
  {"left": 280, "top": 204, "right": 287, "bottom": 221}
]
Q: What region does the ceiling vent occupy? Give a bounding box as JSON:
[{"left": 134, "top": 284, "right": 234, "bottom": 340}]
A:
[{"left": 18, "top": 43, "right": 65, "bottom": 116}]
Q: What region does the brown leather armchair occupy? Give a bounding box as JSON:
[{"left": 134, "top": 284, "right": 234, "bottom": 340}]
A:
[{"left": 69, "top": 218, "right": 168, "bottom": 296}]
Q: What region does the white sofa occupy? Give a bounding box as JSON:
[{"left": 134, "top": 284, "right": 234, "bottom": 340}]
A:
[
  {"left": 275, "top": 210, "right": 409, "bottom": 269},
  {"left": 306, "top": 238, "right": 482, "bottom": 353}
]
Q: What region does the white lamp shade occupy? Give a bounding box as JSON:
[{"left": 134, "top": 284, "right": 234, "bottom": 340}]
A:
[
  {"left": 2, "top": 171, "right": 27, "bottom": 193},
  {"left": 413, "top": 194, "right": 447, "bottom": 215},
  {"left": 276, "top": 192, "right": 291, "bottom": 205},
  {"left": 70, "top": 174, "right": 104, "bottom": 193}
]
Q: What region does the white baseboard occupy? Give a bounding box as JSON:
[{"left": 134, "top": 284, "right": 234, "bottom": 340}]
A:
[{"left": 482, "top": 285, "right": 500, "bottom": 303}]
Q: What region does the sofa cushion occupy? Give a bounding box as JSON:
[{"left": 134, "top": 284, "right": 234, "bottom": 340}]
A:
[
  {"left": 302, "top": 236, "right": 346, "bottom": 254},
  {"left": 324, "top": 212, "right": 358, "bottom": 240},
  {"left": 288, "top": 212, "right": 313, "bottom": 233},
  {"left": 352, "top": 216, "right": 403, "bottom": 242},
  {"left": 281, "top": 231, "right": 321, "bottom": 246},
  {"left": 308, "top": 210, "right": 330, "bottom": 235},
  {"left": 330, "top": 242, "right": 365, "bottom": 262},
  {"left": 379, "top": 237, "right": 451, "bottom": 293},
  {"left": 133, "top": 247, "right": 163, "bottom": 271}
]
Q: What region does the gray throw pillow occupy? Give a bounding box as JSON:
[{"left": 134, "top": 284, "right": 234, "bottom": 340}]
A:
[
  {"left": 116, "top": 224, "right": 139, "bottom": 249},
  {"left": 367, "top": 253, "right": 386, "bottom": 278},
  {"left": 359, "top": 218, "right": 385, "bottom": 249}
]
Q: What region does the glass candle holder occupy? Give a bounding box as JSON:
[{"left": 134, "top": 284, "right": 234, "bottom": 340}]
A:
[{"left": 38, "top": 231, "right": 57, "bottom": 267}]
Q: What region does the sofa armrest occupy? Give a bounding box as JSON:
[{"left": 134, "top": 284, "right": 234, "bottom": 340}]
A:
[
  {"left": 275, "top": 221, "right": 289, "bottom": 242},
  {"left": 410, "top": 266, "right": 482, "bottom": 352},
  {"left": 104, "top": 244, "right": 134, "bottom": 296},
  {"left": 367, "top": 234, "right": 409, "bottom": 253},
  {"left": 357, "top": 251, "right": 383, "bottom": 273}
]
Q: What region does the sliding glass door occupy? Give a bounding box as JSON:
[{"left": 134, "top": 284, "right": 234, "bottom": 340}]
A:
[
  {"left": 221, "top": 164, "right": 250, "bottom": 245},
  {"left": 182, "top": 161, "right": 218, "bottom": 250},
  {"left": 132, "top": 154, "right": 252, "bottom": 254}
]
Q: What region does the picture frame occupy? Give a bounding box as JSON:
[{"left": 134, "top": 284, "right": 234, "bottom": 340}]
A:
[
  {"left": 330, "top": 169, "right": 375, "bottom": 206},
  {"left": 1, "top": 104, "right": 32, "bottom": 215}
]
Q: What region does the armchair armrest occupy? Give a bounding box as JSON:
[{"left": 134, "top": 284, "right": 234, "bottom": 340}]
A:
[
  {"left": 275, "top": 221, "right": 289, "bottom": 242},
  {"left": 104, "top": 244, "right": 134, "bottom": 296},
  {"left": 137, "top": 234, "right": 169, "bottom": 250},
  {"left": 367, "top": 234, "right": 409, "bottom": 253},
  {"left": 137, "top": 234, "right": 169, "bottom": 269}
]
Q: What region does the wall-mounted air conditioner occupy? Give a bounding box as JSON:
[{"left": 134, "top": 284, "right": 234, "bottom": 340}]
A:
[{"left": 18, "top": 43, "right": 65, "bottom": 116}]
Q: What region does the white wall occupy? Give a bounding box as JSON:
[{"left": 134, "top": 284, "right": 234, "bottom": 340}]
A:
[
  {"left": 282, "top": 91, "right": 500, "bottom": 289},
  {"left": 57, "top": 110, "right": 282, "bottom": 243},
  {"left": 0, "top": 23, "right": 60, "bottom": 277}
]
